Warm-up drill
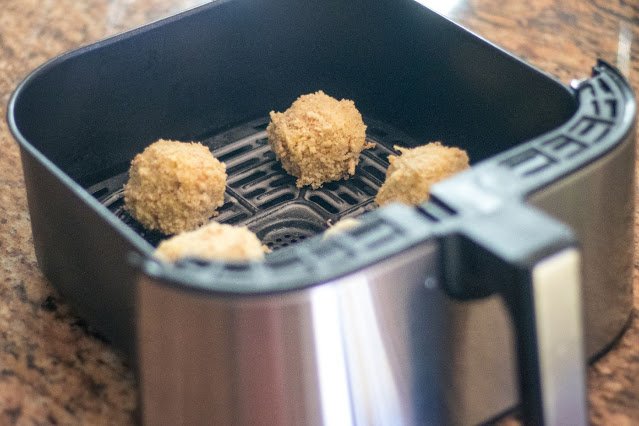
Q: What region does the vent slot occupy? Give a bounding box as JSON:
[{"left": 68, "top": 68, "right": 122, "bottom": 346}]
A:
[
  {"left": 363, "top": 165, "right": 386, "bottom": 182},
  {"left": 338, "top": 192, "right": 358, "bottom": 205},
  {"left": 542, "top": 136, "right": 587, "bottom": 158},
  {"left": 269, "top": 175, "right": 296, "bottom": 188},
  {"left": 492, "top": 71, "right": 626, "bottom": 190},
  {"left": 244, "top": 188, "right": 266, "bottom": 199},
  {"left": 346, "top": 218, "right": 400, "bottom": 250},
  {"left": 501, "top": 149, "right": 555, "bottom": 176},
  {"left": 309, "top": 194, "right": 340, "bottom": 214},
  {"left": 232, "top": 170, "right": 268, "bottom": 188},
  {"left": 420, "top": 197, "right": 457, "bottom": 222},
  {"left": 605, "top": 99, "right": 617, "bottom": 118},
  {"left": 569, "top": 116, "right": 614, "bottom": 144},
  {"left": 226, "top": 158, "right": 261, "bottom": 174},
  {"left": 259, "top": 192, "right": 296, "bottom": 209},
  {"left": 351, "top": 178, "right": 377, "bottom": 196},
  {"left": 598, "top": 78, "right": 612, "bottom": 93},
  {"left": 218, "top": 145, "right": 253, "bottom": 162}
]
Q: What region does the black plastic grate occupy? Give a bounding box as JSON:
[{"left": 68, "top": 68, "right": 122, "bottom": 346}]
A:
[{"left": 89, "top": 117, "right": 418, "bottom": 250}]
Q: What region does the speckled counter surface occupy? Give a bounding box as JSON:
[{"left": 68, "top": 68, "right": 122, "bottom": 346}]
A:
[{"left": 0, "top": 0, "right": 637, "bottom": 424}]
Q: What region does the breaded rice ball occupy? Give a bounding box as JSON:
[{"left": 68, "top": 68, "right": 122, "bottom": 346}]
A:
[
  {"left": 124, "top": 139, "right": 227, "bottom": 235},
  {"left": 155, "top": 222, "right": 268, "bottom": 262},
  {"left": 375, "top": 142, "right": 469, "bottom": 206},
  {"left": 323, "top": 218, "right": 361, "bottom": 239},
  {"left": 267, "top": 91, "right": 372, "bottom": 189}
]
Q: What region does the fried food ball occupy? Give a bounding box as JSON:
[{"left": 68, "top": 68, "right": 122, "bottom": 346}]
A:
[
  {"left": 267, "top": 91, "right": 372, "bottom": 189},
  {"left": 323, "top": 218, "right": 361, "bottom": 239},
  {"left": 375, "top": 142, "right": 469, "bottom": 206},
  {"left": 155, "top": 222, "right": 268, "bottom": 262},
  {"left": 124, "top": 139, "right": 227, "bottom": 235}
]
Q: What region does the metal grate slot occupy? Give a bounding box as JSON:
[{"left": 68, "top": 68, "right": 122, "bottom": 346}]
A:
[
  {"left": 258, "top": 192, "right": 296, "bottom": 209},
  {"left": 269, "top": 175, "right": 296, "bottom": 188},
  {"left": 363, "top": 165, "right": 386, "bottom": 182},
  {"left": 350, "top": 178, "right": 377, "bottom": 196},
  {"left": 244, "top": 188, "right": 266, "bottom": 198},
  {"left": 226, "top": 158, "right": 261, "bottom": 175},
  {"left": 231, "top": 170, "right": 268, "bottom": 188},
  {"left": 217, "top": 145, "right": 254, "bottom": 163},
  {"left": 338, "top": 192, "right": 358, "bottom": 205},
  {"left": 308, "top": 194, "right": 340, "bottom": 214}
]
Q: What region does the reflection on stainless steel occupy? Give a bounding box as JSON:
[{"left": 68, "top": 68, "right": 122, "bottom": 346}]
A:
[
  {"left": 533, "top": 249, "right": 586, "bottom": 426},
  {"left": 139, "top": 241, "right": 453, "bottom": 425},
  {"left": 529, "top": 125, "right": 636, "bottom": 357},
  {"left": 617, "top": 23, "right": 633, "bottom": 78},
  {"left": 310, "top": 285, "right": 353, "bottom": 425},
  {"left": 330, "top": 278, "right": 404, "bottom": 424}
]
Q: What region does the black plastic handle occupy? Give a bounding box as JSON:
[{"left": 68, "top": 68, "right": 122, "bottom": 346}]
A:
[{"left": 440, "top": 203, "right": 587, "bottom": 425}]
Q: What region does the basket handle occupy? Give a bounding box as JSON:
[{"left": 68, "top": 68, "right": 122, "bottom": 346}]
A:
[{"left": 441, "top": 203, "right": 587, "bottom": 425}]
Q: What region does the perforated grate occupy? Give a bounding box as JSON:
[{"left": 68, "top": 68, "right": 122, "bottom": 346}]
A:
[{"left": 90, "top": 117, "right": 418, "bottom": 250}]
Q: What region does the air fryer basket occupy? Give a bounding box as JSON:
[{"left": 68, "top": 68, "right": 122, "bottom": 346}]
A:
[{"left": 7, "top": 0, "right": 636, "bottom": 424}]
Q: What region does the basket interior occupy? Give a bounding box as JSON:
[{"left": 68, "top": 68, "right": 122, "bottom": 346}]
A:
[{"left": 11, "top": 0, "right": 578, "bottom": 251}]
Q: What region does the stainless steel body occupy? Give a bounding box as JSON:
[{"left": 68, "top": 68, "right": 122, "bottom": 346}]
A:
[
  {"left": 530, "top": 123, "right": 636, "bottom": 357},
  {"left": 139, "top": 234, "right": 587, "bottom": 426},
  {"left": 139, "top": 242, "right": 452, "bottom": 425}
]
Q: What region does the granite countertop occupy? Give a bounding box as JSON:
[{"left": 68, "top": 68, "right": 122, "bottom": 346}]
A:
[{"left": 0, "top": 0, "right": 637, "bottom": 424}]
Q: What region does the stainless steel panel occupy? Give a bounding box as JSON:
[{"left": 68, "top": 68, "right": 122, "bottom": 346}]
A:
[
  {"left": 139, "top": 242, "right": 454, "bottom": 425},
  {"left": 446, "top": 295, "right": 518, "bottom": 424},
  {"left": 532, "top": 249, "right": 586, "bottom": 425},
  {"left": 529, "top": 128, "right": 636, "bottom": 357}
]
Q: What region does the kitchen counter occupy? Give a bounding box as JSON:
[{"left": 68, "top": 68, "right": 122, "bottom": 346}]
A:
[{"left": 0, "top": 0, "right": 636, "bottom": 423}]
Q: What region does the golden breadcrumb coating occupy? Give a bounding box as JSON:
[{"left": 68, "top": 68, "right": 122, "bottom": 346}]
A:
[
  {"left": 155, "top": 222, "right": 268, "bottom": 262},
  {"left": 323, "top": 218, "right": 361, "bottom": 239},
  {"left": 375, "top": 142, "right": 469, "bottom": 206},
  {"left": 124, "top": 139, "right": 227, "bottom": 235},
  {"left": 267, "top": 91, "right": 372, "bottom": 189}
]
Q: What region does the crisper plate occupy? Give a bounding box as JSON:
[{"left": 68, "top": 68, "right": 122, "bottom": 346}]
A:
[{"left": 87, "top": 118, "right": 416, "bottom": 250}]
